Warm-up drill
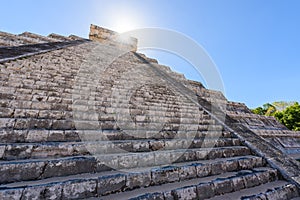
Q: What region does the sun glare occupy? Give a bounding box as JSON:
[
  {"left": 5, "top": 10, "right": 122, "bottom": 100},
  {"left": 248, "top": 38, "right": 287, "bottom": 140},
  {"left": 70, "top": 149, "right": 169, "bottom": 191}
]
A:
[{"left": 104, "top": 6, "right": 144, "bottom": 33}]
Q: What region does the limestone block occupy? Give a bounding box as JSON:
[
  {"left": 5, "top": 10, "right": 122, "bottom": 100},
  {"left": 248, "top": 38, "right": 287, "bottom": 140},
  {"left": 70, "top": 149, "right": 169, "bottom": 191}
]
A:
[
  {"left": 238, "top": 158, "right": 254, "bottom": 170},
  {"left": 0, "top": 188, "right": 23, "bottom": 200},
  {"left": 137, "top": 152, "right": 155, "bottom": 167},
  {"left": 0, "top": 118, "right": 15, "bottom": 128},
  {"left": 164, "top": 191, "right": 175, "bottom": 200},
  {"left": 26, "top": 130, "right": 49, "bottom": 142},
  {"left": 118, "top": 154, "right": 138, "bottom": 169},
  {"left": 22, "top": 186, "right": 45, "bottom": 200},
  {"left": 126, "top": 171, "right": 151, "bottom": 189},
  {"left": 149, "top": 140, "right": 165, "bottom": 151},
  {"left": 43, "top": 184, "right": 63, "bottom": 200},
  {"left": 5, "top": 144, "right": 33, "bottom": 160},
  {"left": 211, "top": 162, "right": 224, "bottom": 175},
  {"left": 178, "top": 165, "right": 197, "bottom": 180},
  {"left": 62, "top": 179, "right": 97, "bottom": 199},
  {"left": 52, "top": 120, "right": 74, "bottom": 130},
  {"left": 194, "top": 149, "right": 209, "bottom": 160},
  {"left": 243, "top": 173, "right": 260, "bottom": 188},
  {"left": 154, "top": 151, "right": 171, "bottom": 165},
  {"left": 196, "top": 183, "right": 216, "bottom": 199},
  {"left": 130, "top": 192, "right": 165, "bottom": 200},
  {"left": 0, "top": 145, "right": 5, "bottom": 159},
  {"left": 42, "top": 157, "right": 95, "bottom": 178},
  {"left": 172, "top": 186, "right": 197, "bottom": 200},
  {"left": 97, "top": 174, "right": 126, "bottom": 196},
  {"left": 195, "top": 163, "right": 211, "bottom": 178},
  {"left": 0, "top": 161, "right": 45, "bottom": 183},
  {"left": 132, "top": 141, "right": 149, "bottom": 152},
  {"left": 28, "top": 118, "right": 52, "bottom": 129},
  {"left": 151, "top": 166, "right": 179, "bottom": 184},
  {"left": 213, "top": 179, "right": 234, "bottom": 195},
  {"left": 232, "top": 176, "right": 246, "bottom": 191},
  {"left": 222, "top": 159, "right": 239, "bottom": 172},
  {"left": 48, "top": 130, "right": 65, "bottom": 141}
]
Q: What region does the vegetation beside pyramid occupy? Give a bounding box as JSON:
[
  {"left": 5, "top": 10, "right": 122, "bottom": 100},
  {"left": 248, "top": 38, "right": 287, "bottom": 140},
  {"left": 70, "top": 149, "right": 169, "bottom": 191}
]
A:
[{"left": 252, "top": 102, "right": 300, "bottom": 131}]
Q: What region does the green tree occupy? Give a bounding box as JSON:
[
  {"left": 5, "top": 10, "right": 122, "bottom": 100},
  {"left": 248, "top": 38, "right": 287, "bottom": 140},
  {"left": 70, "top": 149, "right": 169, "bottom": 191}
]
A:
[
  {"left": 252, "top": 102, "right": 300, "bottom": 131},
  {"left": 278, "top": 102, "right": 300, "bottom": 131}
]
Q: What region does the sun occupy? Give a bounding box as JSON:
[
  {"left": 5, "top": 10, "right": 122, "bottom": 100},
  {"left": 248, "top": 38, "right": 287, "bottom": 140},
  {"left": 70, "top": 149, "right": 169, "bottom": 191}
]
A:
[{"left": 104, "top": 5, "right": 144, "bottom": 33}]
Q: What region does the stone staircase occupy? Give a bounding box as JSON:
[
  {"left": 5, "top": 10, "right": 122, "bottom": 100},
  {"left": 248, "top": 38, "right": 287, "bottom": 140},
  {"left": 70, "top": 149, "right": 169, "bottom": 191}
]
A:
[{"left": 0, "top": 26, "right": 300, "bottom": 199}]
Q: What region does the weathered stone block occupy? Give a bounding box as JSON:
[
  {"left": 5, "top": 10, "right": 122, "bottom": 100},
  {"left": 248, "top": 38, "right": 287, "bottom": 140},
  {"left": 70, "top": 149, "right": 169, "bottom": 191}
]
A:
[
  {"left": 243, "top": 174, "right": 260, "bottom": 188},
  {"left": 0, "top": 161, "right": 45, "bottom": 183},
  {"left": 26, "top": 130, "right": 49, "bottom": 142},
  {"left": 172, "top": 186, "right": 198, "bottom": 200},
  {"left": 213, "top": 179, "right": 234, "bottom": 195},
  {"left": 222, "top": 159, "right": 239, "bottom": 172},
  {"left": 22, "top": 186, "right": 45, "bottom": 200},
  {"left": 211, "top": 162, "right": 224, "bottom": 175},
  {"left": 126, "top": 171, "right": 151, "bottom": 189},
  {"left": 196, "top": 182, "right": 215, "bottom": 199},
  {"left": 195, "top": 163, "right": 211, "bottom": 177},
  {"left": 0, "top": 188, "right": 23, "bottom": 200},
  {"left": 154, "top": 151, "right": 171, "bottom": 165},
  {"left": 43, "top": 184, "right": 63, "bottom": 200},
  {"left": 137, "top": 152, "right": 155, "bottom": 167},
  {"left": 151, "top": 166, "right": 179, "bottom": 185},
  {"left": 42, "top": 157, "right": 95, "bottom": 178},
  {"left": 130, "top": 192, "right": 165, "bottom": 200},
  {"left": 178, "top": 165, "right": 197, "bottom": 181},
  {"left": 62, "top": 179, "right": 97, "bottom": 199},
  {"left": 232, "top": 176, "right": 246, "bottom": 191},
  {"left": 98, "top": 174, "right": 126, "bottom": 196},
  {"left": 164, "top": 191, "right": 175, "bottom": 200}
]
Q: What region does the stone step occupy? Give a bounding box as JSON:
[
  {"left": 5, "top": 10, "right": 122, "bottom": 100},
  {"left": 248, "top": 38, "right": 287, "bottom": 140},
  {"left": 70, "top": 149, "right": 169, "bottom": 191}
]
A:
[
  {"left": 68, "top": 35, "right": 86, "bottom": 40},
  {"left": 0, "top": 96, "right": 202, "bottom": 114},
  {"left": 211, "top": 182, "right": 299, "bottom": 200},
  {"left": 48, "top": 33, "right": 72, "bottom": 41},
  {"left": 0, "top": 40, "right": 89, "bottom": 62},
  {"left": 0, "top": 31, "right": 35, "bottom": 46},
  {"left": 0, "top": 117, "right": 224, "bottom": 131},
  {"left": 19, "top": 32, "right": 61, "bottom": 43},
  {"left": 0, "top": 138, "right": 241, "bottom": 160},
  {"left": 3, "top": 107, "right": 212, "bottom": 123},
  {"left": 0, "top": 86, "right": 198, "bottom": 108},
  {"left": 0, "top": 146, "right": 252, "bottom": 184},
  {"left": 0, "top": 156, "right": 264, "bottom": 199},
  {"left": 0, "top": 129, "right": 232, "bottom": 143},
  {"left": 0, "top": 66, "right": 191, "bottom": 95},
  {"left": 90, "top": 167, "right": 278, "bottom": 200},
  {"left": 0, "top": 38, "right": 18, "bottom": 47}
]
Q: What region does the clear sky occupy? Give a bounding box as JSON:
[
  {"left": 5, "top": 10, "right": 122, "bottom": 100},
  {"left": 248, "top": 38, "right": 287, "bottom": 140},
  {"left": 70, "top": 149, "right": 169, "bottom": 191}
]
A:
[{"left": 1, "top": 0, "right": 300, "bottom": 108}]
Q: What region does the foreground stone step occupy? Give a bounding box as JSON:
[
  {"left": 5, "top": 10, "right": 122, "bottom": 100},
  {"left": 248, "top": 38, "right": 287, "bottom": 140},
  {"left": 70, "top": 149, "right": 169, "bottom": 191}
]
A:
[
  {"left": 0, "top": 129, "right": 232, "bottom": 143},
  {"left": 0, "top": 146, "right": 252, "bottom": 184},
  {"left": 0, "top": 156, "right": 265, "bottom": 199},
  {"left": 92, "top": 167, "right": 278, "bottom": 200},
  {"left": 211, "top": 182, "right": 299, "bottom": 200},
  {"left": 0, "top": 138, "right": 241, "bottom": 160}
]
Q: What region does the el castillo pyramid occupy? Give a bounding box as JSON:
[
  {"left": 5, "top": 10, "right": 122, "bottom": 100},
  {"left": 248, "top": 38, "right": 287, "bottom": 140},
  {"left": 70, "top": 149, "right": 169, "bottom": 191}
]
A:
[{"left": 0, "top": 24, "right": 300, "bottom": 199}]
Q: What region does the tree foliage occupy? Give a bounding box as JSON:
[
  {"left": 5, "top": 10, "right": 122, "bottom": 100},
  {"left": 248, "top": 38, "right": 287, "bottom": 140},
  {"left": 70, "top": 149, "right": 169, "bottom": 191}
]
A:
[{"left": 251, "top": 102, "right": 300, "bottom": 131}]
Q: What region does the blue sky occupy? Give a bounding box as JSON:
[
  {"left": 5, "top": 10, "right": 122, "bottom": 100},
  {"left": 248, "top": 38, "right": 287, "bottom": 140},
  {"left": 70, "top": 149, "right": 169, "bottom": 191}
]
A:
[{"left": 1, "top": 0, "right": 299, "bottom": 108}]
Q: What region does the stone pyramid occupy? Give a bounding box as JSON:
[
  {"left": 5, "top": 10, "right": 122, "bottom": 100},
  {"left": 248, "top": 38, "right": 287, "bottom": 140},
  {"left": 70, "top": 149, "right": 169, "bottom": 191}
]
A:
[{"left": 0, "top": 24, "right": 300, "bottom": 199}]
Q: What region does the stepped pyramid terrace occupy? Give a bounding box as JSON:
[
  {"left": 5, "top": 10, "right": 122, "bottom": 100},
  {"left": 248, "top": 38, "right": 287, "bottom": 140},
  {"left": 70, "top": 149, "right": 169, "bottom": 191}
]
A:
[{"left": 0, "top": 24, "right": 300, "bottom": 199}]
